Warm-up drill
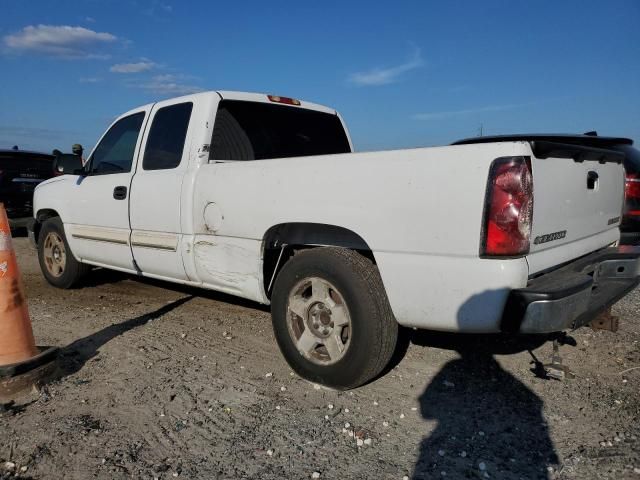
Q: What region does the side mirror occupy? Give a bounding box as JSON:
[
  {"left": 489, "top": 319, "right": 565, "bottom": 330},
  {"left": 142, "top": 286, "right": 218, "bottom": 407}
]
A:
[{"left": 55, "top": 154, "right": 86, "bottom": 176}]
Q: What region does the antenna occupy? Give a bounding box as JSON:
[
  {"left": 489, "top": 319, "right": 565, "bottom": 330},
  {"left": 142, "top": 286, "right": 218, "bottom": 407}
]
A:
[{"left": 478, "top": 124, "right": 483, "bottom": 137}]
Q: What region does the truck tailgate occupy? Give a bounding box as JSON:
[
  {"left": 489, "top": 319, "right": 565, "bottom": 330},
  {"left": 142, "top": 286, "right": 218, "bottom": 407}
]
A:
[
  {"left": 527, "top": 149, "right": 624, "bottom": 274},
  {"left": 452, "top": 134, "right": 630, "bottom": 276}
]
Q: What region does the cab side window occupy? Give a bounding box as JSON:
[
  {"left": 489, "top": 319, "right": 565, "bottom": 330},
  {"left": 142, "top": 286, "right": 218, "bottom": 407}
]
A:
[
  {"left": 143, "top": 102, "right": 193, "bottom": 170},
  {"left": 89, "top": 112, "right": 145, "bottom": 175}
]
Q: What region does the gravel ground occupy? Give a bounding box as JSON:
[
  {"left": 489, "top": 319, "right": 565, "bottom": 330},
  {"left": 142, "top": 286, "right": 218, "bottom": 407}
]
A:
[{"left": 1, "top": 237, "right": 639, "bottom": 480}]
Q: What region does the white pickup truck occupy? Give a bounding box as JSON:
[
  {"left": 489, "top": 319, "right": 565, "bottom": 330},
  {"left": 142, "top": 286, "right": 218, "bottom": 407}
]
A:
[{"left": 31, "top": 91, "right": 640, "bottom": 388}]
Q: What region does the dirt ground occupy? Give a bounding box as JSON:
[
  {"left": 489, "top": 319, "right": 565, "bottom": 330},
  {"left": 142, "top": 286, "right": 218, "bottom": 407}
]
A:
[{"left": 1, "top": 237, "right": 639, "bottom": 480}]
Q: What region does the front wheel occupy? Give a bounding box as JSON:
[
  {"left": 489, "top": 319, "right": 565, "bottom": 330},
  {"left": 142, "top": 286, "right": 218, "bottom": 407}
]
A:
[
  {"left": 37, "top": 217, "right": 90, "bottom": 289},
  {"left": 271, "top": 247, "right": 398, "bottom": 390}
]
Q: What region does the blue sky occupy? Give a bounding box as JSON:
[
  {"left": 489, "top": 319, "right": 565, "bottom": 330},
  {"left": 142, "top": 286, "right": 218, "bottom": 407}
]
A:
[{"left": 1, "top": 0, "right": 639, "bottom": 153}]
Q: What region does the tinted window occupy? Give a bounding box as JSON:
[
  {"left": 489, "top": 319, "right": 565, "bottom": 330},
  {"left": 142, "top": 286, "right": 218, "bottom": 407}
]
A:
[
  {"left": 143, "top": 102, "right": 193, "bottom": 170},
  {"left": 89, "top": 112, "right": 145, "bottom": 175},
  {"left": 210, "top": 100, "right": 351, "bottom": 161},
  {"left": 0, "top": 152, "right": 53, "bottom": 170},
  {"left": 0, "top": 152, "right": 53, "bottom": 184}
]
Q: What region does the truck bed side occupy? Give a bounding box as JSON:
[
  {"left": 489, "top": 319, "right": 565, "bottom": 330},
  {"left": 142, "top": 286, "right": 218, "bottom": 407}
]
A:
[{"left": 190, "top": 142, "right": 534, "bottom": 331}]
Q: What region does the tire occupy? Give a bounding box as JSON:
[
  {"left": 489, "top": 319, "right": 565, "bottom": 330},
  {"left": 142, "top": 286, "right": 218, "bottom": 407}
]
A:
[
  {"left": 37, "top": 217, "right": 90, "bottom": 288},
  {"left": 271, "top": 247, "right": 398, "bottom": 390}
]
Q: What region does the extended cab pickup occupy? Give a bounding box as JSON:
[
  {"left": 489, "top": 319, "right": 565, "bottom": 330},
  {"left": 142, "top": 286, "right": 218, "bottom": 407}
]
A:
[{"left": 31, "top": 91, "right": 640, "bottom": 388}]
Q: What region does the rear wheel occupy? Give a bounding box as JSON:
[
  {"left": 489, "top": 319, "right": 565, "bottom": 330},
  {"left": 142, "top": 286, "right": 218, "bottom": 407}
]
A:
[
  {"left": 271, "top": 247, "right": 398, "bottom": 389},
  {"left": 38, "top": 217, "right": 90, "bottom": 288}
]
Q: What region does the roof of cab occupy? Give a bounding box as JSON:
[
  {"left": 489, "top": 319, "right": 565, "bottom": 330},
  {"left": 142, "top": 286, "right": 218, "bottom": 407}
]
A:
[
  {"left": 216, "top": 91, "right": 337, "bottom": 115},
  {"left": 115, "top": 90, "right": 338, "bottom": 123}
]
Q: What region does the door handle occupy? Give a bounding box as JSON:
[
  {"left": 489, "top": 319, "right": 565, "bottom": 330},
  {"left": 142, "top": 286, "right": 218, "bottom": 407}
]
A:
[{"left": 113, "top": 186, "right": 127, "bottom": 200}]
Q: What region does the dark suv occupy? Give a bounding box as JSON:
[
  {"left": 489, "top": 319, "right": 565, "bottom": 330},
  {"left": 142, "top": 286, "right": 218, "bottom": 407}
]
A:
[{"left": 0, "top": 149, "right": 56, "bottom": 229}]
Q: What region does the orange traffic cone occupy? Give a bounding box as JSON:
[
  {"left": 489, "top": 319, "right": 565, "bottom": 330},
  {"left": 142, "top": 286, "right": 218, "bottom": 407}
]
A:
[
  {"left": 0, "top": 203, "right": 58, "bottom": 402},
  {"left": 0, "top": 204, "right": 38, "bottom": 365}
]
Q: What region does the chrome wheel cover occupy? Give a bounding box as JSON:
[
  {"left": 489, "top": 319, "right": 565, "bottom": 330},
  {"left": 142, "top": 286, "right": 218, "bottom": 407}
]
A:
[
  {"left": 286, "top": 277, "right": 352, "bottom": 365},
  {"left": 43, "top": 232, "right": 66, "bottom": 278}
]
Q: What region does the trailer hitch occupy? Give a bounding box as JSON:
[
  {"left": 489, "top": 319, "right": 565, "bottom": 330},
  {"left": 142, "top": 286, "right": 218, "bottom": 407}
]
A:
[{"left": 529, "top": 332, "right": 576, "bottom": 381}]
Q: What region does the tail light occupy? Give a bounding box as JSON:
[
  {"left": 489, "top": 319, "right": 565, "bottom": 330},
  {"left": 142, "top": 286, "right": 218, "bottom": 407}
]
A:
[
  {"left": 625, "top": 172, "right": 640, "bottom": 216},
  {"left": 481, "top": 156, "right": 533, "bottom": 257},
  {"left": 625, "top": 172, "right": 640, "bottom": 200}
]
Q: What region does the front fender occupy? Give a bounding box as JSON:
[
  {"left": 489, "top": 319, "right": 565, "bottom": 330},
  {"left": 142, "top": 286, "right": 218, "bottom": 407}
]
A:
[{"left": 33, "top": 176, "right": 78, "bottom": 223}]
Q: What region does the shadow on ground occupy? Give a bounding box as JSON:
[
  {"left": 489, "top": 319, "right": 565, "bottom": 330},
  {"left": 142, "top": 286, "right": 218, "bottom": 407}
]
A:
[
  {"left": 412, "top": 348, "right": 559, "bottom": 479},
  {"left": 58, "top": 295, "right": 194, "bottom": 379},
  {"left": 411, "top": 289, "right": 560, "bottom": 479}
]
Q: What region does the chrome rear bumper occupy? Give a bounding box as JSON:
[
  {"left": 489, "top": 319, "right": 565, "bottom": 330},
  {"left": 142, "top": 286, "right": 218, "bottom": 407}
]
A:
[{"left": 501, "top": 246, "right": 640, "bottom": 334}]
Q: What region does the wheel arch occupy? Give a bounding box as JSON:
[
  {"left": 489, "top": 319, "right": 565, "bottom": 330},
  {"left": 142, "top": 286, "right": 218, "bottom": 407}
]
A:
[
  {"left": 261, "top": 222, "right": 376, "bottom": 299},
  {"left": 33, "top": 208, "right": 61, "bottom": 245}
]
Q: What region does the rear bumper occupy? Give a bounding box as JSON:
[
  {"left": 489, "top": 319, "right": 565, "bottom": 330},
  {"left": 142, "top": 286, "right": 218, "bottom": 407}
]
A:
[{"left": 501, "top": 246, "right": 640, "bottom": 333}]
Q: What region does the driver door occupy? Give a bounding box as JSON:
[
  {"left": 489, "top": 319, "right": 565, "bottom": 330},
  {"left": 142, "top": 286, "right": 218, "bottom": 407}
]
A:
[{"left": 64, "top": 109, "right": 149, "bottom": 271}]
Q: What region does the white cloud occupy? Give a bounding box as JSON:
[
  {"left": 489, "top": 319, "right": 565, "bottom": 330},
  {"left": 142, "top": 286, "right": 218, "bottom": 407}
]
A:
[
  {"left": 110, "top": 60, "right": 156, "bottom": 73},
  {"left": 138, "top": 74, "right": 204, "bottom": 96},
  {"left": 3, "top": 24, "right": 116, "bottom": 59},
  {"left": 348, "top": 47, "right": 423, "bottom": 86},
  {"left": 79, "top": 77, "right": 101, "bottom": 83},
  {"left": 412, "top": 103, "right": 530, "bottom": 121},
  {"left": 85, "top": 16, "right": 96, "bottom": 23}
]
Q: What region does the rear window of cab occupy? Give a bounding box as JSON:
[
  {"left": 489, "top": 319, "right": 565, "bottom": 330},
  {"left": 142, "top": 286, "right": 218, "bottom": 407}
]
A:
[{"left": 209, "top": 100, "right": 351, "bottom": 161}]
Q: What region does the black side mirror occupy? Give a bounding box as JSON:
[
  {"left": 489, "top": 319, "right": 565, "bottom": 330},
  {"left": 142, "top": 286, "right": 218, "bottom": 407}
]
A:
[{"left": 55, "top": 154, "right": 86, "bottom": 176}]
